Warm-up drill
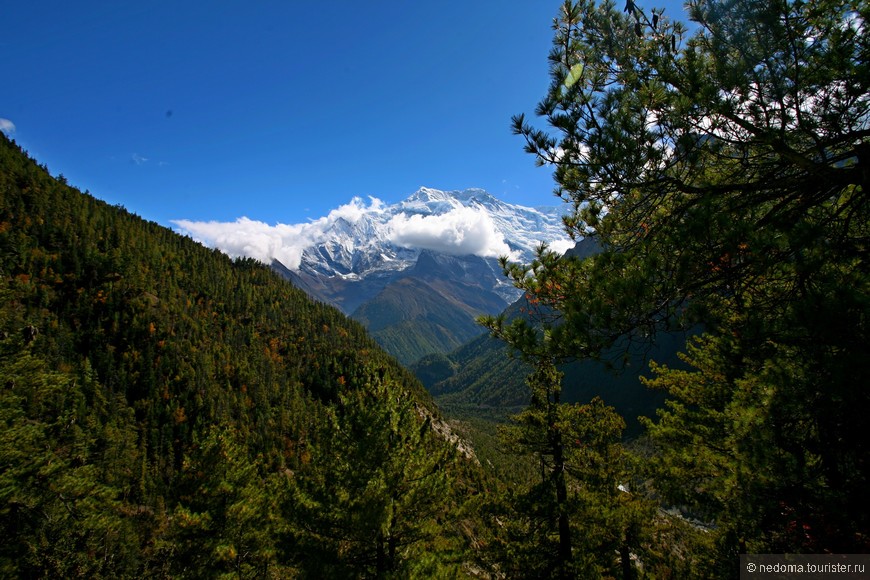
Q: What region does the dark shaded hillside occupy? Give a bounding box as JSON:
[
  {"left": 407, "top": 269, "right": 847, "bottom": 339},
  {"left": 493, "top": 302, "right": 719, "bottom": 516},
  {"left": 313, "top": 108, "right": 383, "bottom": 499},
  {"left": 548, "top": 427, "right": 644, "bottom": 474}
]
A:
[
  {"left": 0, "top": 135, "right": 473, "bottom": 577},
  {"left": 352, "top": 251, "right": 509, "bottom": 365},
  {"left": 414, "top": 321, "right": 687, "bottom": 439},
  {"left": 275, "top": 257, "right": 404, "bottom": 314},
  {"left": 413, "top": 239, "right": 689, "bottom": 438},
  {"left": 352, "top": 277, "right": 489, "bottom": 365}
]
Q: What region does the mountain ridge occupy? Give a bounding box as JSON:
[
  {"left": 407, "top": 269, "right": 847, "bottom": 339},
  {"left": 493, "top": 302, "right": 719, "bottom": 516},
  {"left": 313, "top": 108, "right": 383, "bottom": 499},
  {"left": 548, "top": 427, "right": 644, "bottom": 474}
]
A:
[
  {"left": 261, "top": 187, "right": 574, "bottom": 364},
  {"left": 268, "top": 187, "right": 571, "bottom": 314},
  {"left": 0, "top": 134, "right": 476, "bottom": 576}
]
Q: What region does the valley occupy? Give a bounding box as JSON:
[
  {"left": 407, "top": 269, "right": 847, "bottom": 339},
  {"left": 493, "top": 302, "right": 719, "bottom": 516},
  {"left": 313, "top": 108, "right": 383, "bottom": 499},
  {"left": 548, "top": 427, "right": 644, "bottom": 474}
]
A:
[
  {"left": 181, "top": 186, "right": 574, "bottom": 366},
  {"left": 4, "top": 0, "right": 868, "bottom": 573}
]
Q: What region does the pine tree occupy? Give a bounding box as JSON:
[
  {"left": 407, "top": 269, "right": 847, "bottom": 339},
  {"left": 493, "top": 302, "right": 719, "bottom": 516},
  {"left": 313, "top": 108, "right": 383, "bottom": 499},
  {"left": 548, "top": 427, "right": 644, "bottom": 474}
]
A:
[
  {"left": 478, "top": 356, "right": 653, "bottom": 578},
  {"left": 286, "top": 366, "right": 461, "bottom": 577},
  {"left": 484, "top": 0, "right": 870, "bottom": 567},
  {"left": 0, "top": 334, "right": 141, "bottom": 577},
  {"left": 164, "top": 426, "right": 285, "bottom": 578}
]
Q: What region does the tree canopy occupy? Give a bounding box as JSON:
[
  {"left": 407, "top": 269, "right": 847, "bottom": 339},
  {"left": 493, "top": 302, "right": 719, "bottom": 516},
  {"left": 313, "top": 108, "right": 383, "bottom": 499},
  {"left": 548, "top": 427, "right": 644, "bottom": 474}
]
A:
[
  {"left": 0, "top": 134, "right": 476, "bottom": 577},
  {"left": 484, "top": 0, "right": 870, "bottom": 570},
  {"left": 495, "top": 0, "right": 868, "bottom": 352}
]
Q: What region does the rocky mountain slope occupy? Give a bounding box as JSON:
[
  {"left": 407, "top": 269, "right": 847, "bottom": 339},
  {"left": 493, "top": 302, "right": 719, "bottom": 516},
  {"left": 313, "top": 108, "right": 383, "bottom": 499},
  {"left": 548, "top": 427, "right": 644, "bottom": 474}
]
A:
[
  {"left": 271, "top": 187, "right": 572, "bottom": 363},
  {"left": 277, "top": 187, "right": 570, "bottom": 310}
]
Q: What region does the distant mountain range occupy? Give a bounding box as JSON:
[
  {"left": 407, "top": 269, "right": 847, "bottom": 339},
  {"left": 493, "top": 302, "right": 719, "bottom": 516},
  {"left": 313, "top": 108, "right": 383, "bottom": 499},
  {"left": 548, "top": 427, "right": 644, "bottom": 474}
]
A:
[{"left": 271, "top": 187, "right": 572, "bottom": 364}]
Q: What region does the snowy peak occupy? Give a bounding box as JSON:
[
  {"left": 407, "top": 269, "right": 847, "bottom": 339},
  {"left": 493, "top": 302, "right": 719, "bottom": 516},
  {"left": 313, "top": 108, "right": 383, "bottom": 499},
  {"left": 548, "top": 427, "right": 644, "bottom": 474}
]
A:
[
  {"left": 406, "top": 186, "right": 490, "bottom": 203},
  {"left": 292, "top": 187, "right": 570, "bottom": 279},
  {"left": 400, "top": 187, "right": 506, "bottom": 215},
  {"left": 172, "top": 187, "right": 575, "bottom": 325},
  {"left": 295, "top": 188, "right": 575, "bottom": 362},
  {"left": 174, "top": 187, "right": 573, "bottom": 309}
]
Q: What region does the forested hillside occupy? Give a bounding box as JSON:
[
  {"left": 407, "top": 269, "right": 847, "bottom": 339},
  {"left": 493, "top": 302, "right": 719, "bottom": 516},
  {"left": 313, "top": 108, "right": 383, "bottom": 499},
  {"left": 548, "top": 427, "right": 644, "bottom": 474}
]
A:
[
  {"left": 0, "top": 134, "right": 476, "bottom": 577},
  {"left": 413, "top": 238, "right": 686, "bottom": 438},
  {"left": 352, "top": 251, "right": 509, "bottom": 365}
]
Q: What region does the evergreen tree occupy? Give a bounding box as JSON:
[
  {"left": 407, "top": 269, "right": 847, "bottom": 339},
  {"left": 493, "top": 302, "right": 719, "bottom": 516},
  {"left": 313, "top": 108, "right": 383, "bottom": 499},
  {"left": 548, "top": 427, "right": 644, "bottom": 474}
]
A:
[
  {"left": 286, "top": 366, "right": 462, "bottom": 577},
  {"left": 164, "top": 426, "right": 285, "bottom": 578},
  {"left": 484, "top": 0, "right": 870, "bottom": 568},
  {"left": 0, "top": 334, "right": 141, "bottom": 577},
  {"left": 478, "top": 356, "right": 652, "bottom": 578}
]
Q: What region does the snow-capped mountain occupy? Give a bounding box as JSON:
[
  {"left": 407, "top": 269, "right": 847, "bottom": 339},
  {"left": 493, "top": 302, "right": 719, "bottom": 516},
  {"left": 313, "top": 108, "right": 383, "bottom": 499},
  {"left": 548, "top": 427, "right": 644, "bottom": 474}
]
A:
[
  {"left": 282, "top": 187, "right": 571, "bottom": 312},
  {"left": 176, "top": 186, "right": 573, "bottom": 364},
  {"left": 396, "top": 187, "right": 567, "bottom": 255}
]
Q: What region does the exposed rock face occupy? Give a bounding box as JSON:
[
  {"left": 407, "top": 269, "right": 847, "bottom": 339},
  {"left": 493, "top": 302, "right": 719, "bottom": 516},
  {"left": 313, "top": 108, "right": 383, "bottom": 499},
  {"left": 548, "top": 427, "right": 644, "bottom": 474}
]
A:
[{"left": 274, "top": 187, "right": 571, "bottom": 315}]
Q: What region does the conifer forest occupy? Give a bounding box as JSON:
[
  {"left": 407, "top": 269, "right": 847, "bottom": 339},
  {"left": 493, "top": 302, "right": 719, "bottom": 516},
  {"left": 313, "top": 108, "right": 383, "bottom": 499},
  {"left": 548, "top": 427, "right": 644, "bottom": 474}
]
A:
[{"left": 1, "top": 0, "right": 868, "bottom": 577}]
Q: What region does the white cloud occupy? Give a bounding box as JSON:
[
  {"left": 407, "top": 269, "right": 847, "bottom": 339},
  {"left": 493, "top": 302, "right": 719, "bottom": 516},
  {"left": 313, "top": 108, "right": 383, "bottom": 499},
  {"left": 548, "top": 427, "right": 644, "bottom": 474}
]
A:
[
  {"left": 173, "top": 196, "right": 534, "bottom": 271},
  {"left": 131, "top": 153, "right": 148, "bottom": 165},
  {"left": 328, "top": 195, "right": 386, "bottom": 223},
  {"left": 0, "top": 118, "right": 16, "bottom": 135},
  {"left": 172, "top": 196, "right": 388, "bottom": 270},
  {"left": 173, "top": 216, "right": 310, "bottom": 270},
  {"left": 548, "top": 238, "right": 575, "bottom": 255},
  {"left": 388, "top": 206, "right": 514, "bottom": 258}
]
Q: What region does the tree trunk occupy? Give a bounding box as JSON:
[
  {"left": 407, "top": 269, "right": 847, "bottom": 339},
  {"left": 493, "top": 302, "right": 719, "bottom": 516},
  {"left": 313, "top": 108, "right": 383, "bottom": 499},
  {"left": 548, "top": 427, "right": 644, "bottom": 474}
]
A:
[
  {"left": 552, "top": 425, "right": 573, "bottom": 576},
  {"left": 376, "top": 533, "right": 386, "bottom": 575},
  {"left": 620, "top": 543, "right": 634, "bottom": 580}
]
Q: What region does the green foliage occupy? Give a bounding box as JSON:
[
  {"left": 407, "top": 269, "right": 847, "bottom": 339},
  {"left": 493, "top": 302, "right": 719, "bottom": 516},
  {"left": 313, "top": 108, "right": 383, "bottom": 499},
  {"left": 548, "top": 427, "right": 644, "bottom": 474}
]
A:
[
  {"left": 0, "top": 134, "right": 474, "bottom": 576},
  {"left": 286, "top": 365, "right": 463, "bottom": 577},
  {"left": 478, "top": 361, "right": 654, "bottom": 578},
  {"left": 409, "top": 351, "right": 458, "bottom": 391},
  {"left": 0, "top": 338, "right": 141, "bottom": 578},
  {"left": 496, "top": 0, "right": 869, "bottom": 354},
  {"left": 165, "top": 426, "right": 286, "bottom": 578},
  {"left": 483, "top": 0, "right": 870, "bottom": 571},
  {"left": 643, "top": 331, "right": 870, "bottom": 571}
]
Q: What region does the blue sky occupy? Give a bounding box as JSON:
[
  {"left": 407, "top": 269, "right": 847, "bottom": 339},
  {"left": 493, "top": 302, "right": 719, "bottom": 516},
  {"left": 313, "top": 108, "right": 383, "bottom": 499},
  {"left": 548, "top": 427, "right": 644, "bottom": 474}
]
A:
[{"left": 2, "top": 0, "right": 688, "bottom": 229}]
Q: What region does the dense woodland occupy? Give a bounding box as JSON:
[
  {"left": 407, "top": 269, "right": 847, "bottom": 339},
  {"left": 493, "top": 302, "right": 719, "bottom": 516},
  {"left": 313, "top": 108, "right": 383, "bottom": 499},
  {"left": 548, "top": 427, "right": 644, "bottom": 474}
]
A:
[
  {"left": 0, "top": 135, "right": 685, "bottom": 577},
  {"left": 482, "top": 0, "right": 870, "bottom": 576},
  {"left": 0, "top": 134, "right": 480, "bottom": 577},
  {"left": 2, "top": 0, "right": 869, "bottom": 578}
]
